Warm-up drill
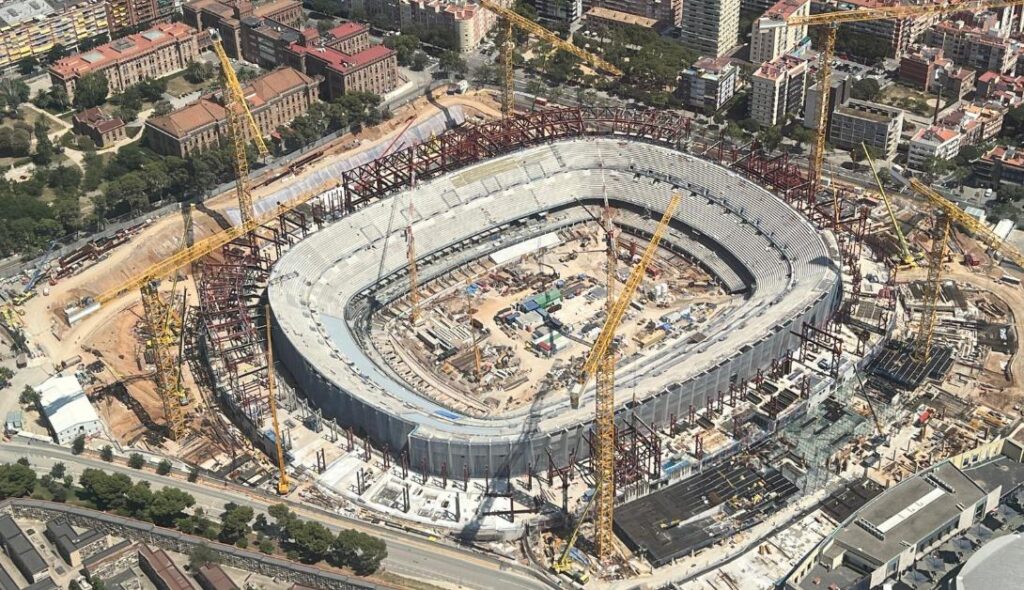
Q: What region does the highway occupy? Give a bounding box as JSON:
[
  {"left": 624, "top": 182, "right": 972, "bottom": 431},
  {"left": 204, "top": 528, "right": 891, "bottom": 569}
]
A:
[{"left": 0, "top": 438, "right": 554, "bottom": 590}]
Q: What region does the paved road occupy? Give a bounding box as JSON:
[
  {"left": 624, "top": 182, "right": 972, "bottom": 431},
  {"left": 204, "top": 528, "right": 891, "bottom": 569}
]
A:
[{"left": 1, "top": 438, "right": 554, "bottom": 590}]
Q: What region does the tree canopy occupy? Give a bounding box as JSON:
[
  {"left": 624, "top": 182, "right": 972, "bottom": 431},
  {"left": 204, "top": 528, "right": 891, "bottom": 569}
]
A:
[
  {"left": 0, "top": 462, "right": 36, "bottom": 499},
  {"left": 73, "top": 73, "right": 109, "bottom": 110}
]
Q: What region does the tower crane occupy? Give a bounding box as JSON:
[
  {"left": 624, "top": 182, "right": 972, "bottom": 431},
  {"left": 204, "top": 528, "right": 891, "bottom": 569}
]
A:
[
  {"left": 571, "top": 192, "right": 681, "bottom": 559},
  {"left": 863, "top": 144, "right": 915, "bottom": 267},
  {"left": 477, "top": 0, "right": 622, "bottom": 118},
  {"left": 210, "top": 29, "right": 270, "bottom": 226},
  {"left": 904, "top": 176, "right": 1024, "bottom": 361},
  {"left": 764, "top": 0, "right": 1024, "bottom": 189},
  {"left": 265, "top": 304, "right": 290, "bottom": 495}
]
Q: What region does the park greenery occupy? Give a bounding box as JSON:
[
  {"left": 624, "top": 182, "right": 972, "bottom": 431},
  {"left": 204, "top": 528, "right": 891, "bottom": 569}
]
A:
[
  {"left": 0, "top": 460, "right": 387, "bottom": 576},
  {"left": 276, "top": 92, "right": 386, "bottom": 154}
]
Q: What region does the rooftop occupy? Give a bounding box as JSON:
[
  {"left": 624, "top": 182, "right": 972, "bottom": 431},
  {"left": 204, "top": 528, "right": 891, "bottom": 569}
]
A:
[
  {"left": 405, "top": 0, "right": 481, "bottom": 20},
  {"left": 690, "top": 55, "right": 734, "bottom": 74},
  {"left": 913, "top": 125, "right": 960, "bottom": 144},
  {"left": 33, "top": 374, "right": 99, "bottom": 436},
  {"left": 956, "top": 533, "right": 1024, "bottom": 589},
  {"left": 983, "top": 145, "right": 1024, "bottom": 167},
  {"left": 73, "top": 107, "right": 124, "bottom": 134},
  {"left": 288, "top": 43, "right": 394, "bottom": 74},
  {"left": 585, "top": 6, "right": 658, "bottom": 28},
  {"left": 753, "top": 53, "right": 807, "bottom": 80},
  {"left": 763, "top": 0, "right": 809, "bottom": 20},
  {"left": 49, "top": 22, "right": 196, "bottom": 79},
  {"left": 147, "top": 67, "right": 314, "bottom": 137},
  {"left": 830, "top": 462, "right": 986, "bottom": 566},
  {"left": 0, "top": 0, "right": 63, "bottom": 27},
  {"left": 835, "top": 98, "right": 901, "bottom": 123},
  {"left": 139, "top": 546, "right": 192, "bottom": 590},
  {"left": 325, "top": 20, "right": 366, "bottom": 40}
]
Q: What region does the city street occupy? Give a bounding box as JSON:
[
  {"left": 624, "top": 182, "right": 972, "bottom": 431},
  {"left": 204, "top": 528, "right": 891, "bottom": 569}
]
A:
[{"left": 0, "top": 438, "right": 555, "bottom": 590}]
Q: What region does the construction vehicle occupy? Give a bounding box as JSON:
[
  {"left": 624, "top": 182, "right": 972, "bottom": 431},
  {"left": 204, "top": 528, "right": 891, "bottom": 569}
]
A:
[
  {"left": 571, "top": 192, "right": 681, "bottom": 559},
  {"left": 765, "top": 0, "right": 1024, "bottom": 189},
  {"left": 477, "top": 0, "right": 622, "bottom": 118},
  {"left": 264, "top": 304, "right": 290, "bottom": 495},
  {"left": 24, "top": 238, "right": 59, "bottom": 293},
  {"left": 551, "top": 482, "right": 599, "bottom": 584},
  {"left": 863, "top": 143, "right": 916, "bottom": 268}
]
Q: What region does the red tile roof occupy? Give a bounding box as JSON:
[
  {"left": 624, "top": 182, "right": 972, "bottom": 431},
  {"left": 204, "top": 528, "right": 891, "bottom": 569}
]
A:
[
  {"left": 289, "top": 43, "right": 394, "bottom": 74},
  {"left": 50, "top": 22, "right": 196, "bottom": 79}
]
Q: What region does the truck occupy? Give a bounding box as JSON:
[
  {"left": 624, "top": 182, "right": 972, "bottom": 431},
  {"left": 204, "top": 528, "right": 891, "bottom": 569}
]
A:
[{"left": 447, "top": 80, "right": 469, "bottom": 95}]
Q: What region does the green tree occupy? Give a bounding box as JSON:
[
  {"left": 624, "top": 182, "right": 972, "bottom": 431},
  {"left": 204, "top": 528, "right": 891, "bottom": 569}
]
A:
[
  {"left": 17, "top": 56, "right": 38, "bottom": 76},
  {"left": 47, "top": 43, "right": 68, "bottom": 63},
  {"left": 383, "top": 34, "right": 420, "bottom": 66},
  {"left": 148, "top": 487, "right": 195, "bottom": 526},
  {"left": 439, "top": 51, "right": 468, "bottom": 78},
  {"left": 19, "top": 385, "right": 40, "bottom": 407},
  {"left": 78, "top": 468, "right": 132, "bottom": 510},
  {"left": 0, "top": 462, "right": 36, "bottom": 499},
  {"left": 219, "top": 502, "right": 255, "bottom": 545},
  {"left": 153, "top": 99, "right": 173, "bottom": 116},
  {"left": 287, "top": 519, "right": 334, "bottom": 563},
  {"left": 0, "top": 78, "right": 30, "bottom": 115},
  {"left": 49, "top": 462, "right": 66, "bottom": 480},
  {"left": 331, "top": 529, "right": 387, "bottom": 575},
  {"left": 73, "top": 73, "right": 109, "bottom": 110},
  {"left": 758, "top": 125, "right": 783, "bottom": 153},
  {"left": 33, "top": 120, "right": 55, "bottom": 166},
  {"left": 189, "top": 543, "right": 220, "bottom": 569},
  {"left": 71, "top": 434, "right": 86, "bottom": 455},
  {"left": 188, "top": 466, "right": 200, "bottom": 482},
  {"left": 850, "top": 78, "right": 882, "bottom": 101},
  {"left": 127, "top": 453, "right": 145, "bottom": 469},
  {"left": 410, "top": 51, "right": 429, "bottom": 72},
  {"left": 100, "top": 445, "right": 114, "bottom": 462},
  {"left": 156, "top": 459, "right": 172, "bottom": 475},
  {"left": 258, "top": 538, "right": 275, "bottom": 554},
  {"left": 184, "top": 61, "right": 215, "bottom": 85},
  {"left": 125, "top": 481, "right": 153, "bottom": 518}
]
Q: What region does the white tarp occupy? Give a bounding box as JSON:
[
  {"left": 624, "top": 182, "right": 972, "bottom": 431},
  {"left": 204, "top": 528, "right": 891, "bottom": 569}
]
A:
[{"left": 489, "top": 232, "right": 560, "bottom": 265}]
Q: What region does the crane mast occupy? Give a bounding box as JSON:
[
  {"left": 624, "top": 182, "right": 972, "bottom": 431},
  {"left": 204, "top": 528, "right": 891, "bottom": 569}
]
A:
[
  {"left": 406, "top": 200, "right": 420, "bottom": 324},
  {"left": 913, "top": 216, "right": 950, "bottom": 363},
  {"left": 780, "top": 0, "right": 1024, "bottom": 187},
  {"left": 477, "top": 0, "right": 622, "bottom": 118},
  {"left": 863, "top": 144, "right": 915, "bottom": 267},
  {"left": 265, "top": 305, "right": 290, "bottom": 494},
  {"left": 141, "top": 279, "right": 188, "bottom": 440},
  {"left": 210, "top": 29, "right": 270, "bottom": 226},
  {"left": 573, "top": 192, "right": 681, "bottom": 559}
]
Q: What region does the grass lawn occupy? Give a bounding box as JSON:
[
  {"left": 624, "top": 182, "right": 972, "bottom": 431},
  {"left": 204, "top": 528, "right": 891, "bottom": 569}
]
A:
[{"left": 166, "top": 72, "right": 214, "bottom": 98}]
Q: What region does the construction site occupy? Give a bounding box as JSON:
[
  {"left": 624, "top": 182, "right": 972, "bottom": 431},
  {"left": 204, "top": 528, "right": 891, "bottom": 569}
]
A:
[{"left": 3, "top": 1, "right": 1024, "bottom": 588}]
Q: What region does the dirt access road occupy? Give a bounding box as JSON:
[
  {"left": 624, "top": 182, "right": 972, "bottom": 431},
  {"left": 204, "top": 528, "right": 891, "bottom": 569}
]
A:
[{"left": 22, "top": 90, "right": 503, "bottom": 366}]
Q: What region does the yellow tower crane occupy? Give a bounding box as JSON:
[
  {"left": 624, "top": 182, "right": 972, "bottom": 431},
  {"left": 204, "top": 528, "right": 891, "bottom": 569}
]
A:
[
  {"left": 210, "top": 29, "right": 271, "bottom": 225},
  {"left": 477, "top": 0, "right": 622, "bottom": 118},
  {"left": 863, "top": 144, "right": 915, "bottom": 267},
  {"left": 140, "top": 279, "right": 189, "bottom": 440},
  {"left": 571, "top": 192, "right": 681, "bottom": 559},
  {"left": 766, "top": 0, "right": 1024, "bottom": 189},
  {"left": 906, "top": 176, "right": 1024, "bottom": 361},
  {"left": 265, "top": 305, "right": 290, "bottom": 495},
  {"left": 406, "top": 200, "right": 420, "bottom": 324}
]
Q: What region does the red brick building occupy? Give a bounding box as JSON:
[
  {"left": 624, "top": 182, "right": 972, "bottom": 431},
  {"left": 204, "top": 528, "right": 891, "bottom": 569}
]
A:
[
  {"left": 48, "top": 22, "right": 201, "bottom": 101},
  {"left": 145, "top": 67, "right": 318, "bottom": 157},
  {"left": 239, "top": 19, "right": 398, "bottom": 100},
  {"left": 183, "top": 0, "right": 303, "bottom": 58},
  {"left": 72, "top": 108, "right": 126, "bottom": 148}
]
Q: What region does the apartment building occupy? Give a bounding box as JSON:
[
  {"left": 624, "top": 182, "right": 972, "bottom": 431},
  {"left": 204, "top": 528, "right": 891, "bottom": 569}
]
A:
[
  {"left": 183, "top": 0, "right": 303, "bottom": 58},
  {"left": 976, "top": 70, "right": 1024, "bottom": 106},
  {"left": 585, "top": 7, "right": 657, "bottom": 30},
  {"left": 976, "top": 145, "right": 1024, "bottom": 187},
  {"left": 941, "top": 103, "right": 1006, "bottom": 145},
  {"left": 802, "top": 73, "right": 849, "bottom": 129},
  {"left": 0, "top": 0, "right": 109, "bottom": 69},
  {"left": 679, "top": 0, "right": 741, "bottom": 58},
  {"left": 354, "top": 0, "right": 512, "bottom": 52},
  {"left": 583, "top": 0, "right": 681, "bottom": 28},
  {"left": 829, "top": 99, "right": 903, "bottom": 159},
  {"left": 907, "top": 126, "right": 961, "bottom": 170},
  {"left": 750, "top": 0, "right": 809, "bottom": 65},
  {"left": 678, "top": 55, "right": 737, "bottom": 113},
  {"left": 813, "top": 0, "right": 938, "bottom": 58},
  {"left": 529, "top": 0, "right": 583, "bottom": 27},
  {"left": 48, "top": 22, "right": 200, "bottom": 101},
  {"left": 926, "top": 21, "right": 1019, "bottom": 74},
  {"left": 750, "top": 53, "right": 807, "bottom": 127},
  {"left": 106, "top": 0, "right": 178, "bottom": 31},
  {"left": 145, "top": 66, "right": 318, "bottom": 157}
]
